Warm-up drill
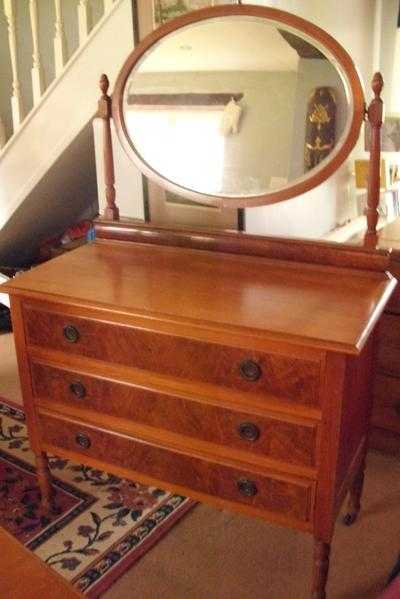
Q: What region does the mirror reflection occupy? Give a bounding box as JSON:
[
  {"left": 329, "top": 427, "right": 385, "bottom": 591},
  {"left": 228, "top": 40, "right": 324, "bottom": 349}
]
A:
[{"left": 122, "top": 16, "right": 350, "bottom": 198}]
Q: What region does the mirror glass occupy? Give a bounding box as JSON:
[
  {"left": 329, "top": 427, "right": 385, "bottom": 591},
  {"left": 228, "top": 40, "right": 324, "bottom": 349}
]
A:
[{"left": 122, "top": 15, "right": 352, "bottom": 199}]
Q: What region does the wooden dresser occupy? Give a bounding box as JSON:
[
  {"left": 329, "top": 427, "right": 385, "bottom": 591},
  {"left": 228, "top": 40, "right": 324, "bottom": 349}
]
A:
[
  {"left": 362, "top": 217, "right": 400, "bottom": 453},
  {"left": 3, "top": 229, "right": 396, "bottom": 598}
]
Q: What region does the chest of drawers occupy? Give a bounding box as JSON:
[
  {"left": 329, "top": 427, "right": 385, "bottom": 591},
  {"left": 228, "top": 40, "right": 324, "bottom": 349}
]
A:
[
  {"left": 3, "top": 235, "right": 395, "bottom": 598},
  {"left": 355, "top": 219, "right": 400, "bottom": 453}
]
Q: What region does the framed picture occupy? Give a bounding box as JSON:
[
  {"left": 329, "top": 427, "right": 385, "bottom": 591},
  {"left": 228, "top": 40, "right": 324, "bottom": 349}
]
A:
[
  {"left": 153, "top": 0, "right": 236, "bottom": 26},
  {"left": 365, "top": 116, "right": 400, "bottom": 152}
]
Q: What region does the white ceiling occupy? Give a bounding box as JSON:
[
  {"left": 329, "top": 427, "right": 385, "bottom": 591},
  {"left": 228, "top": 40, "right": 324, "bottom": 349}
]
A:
[{"left": 138, "top": 18, "right": 301, "bottom": 73}]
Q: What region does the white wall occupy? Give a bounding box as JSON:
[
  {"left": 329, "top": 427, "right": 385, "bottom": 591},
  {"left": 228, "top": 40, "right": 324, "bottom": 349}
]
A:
[
  {"left": 245, "top": 0, "right": 376, "bottom": 239},
  {"left": 378, "top": 0, "right": 399, "bottom": 113}
]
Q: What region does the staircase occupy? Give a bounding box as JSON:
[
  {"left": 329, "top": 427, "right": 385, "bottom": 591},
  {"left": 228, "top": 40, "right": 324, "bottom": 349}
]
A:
[{"left": 0, "top": 0, "right": 135, "bottom": 266}]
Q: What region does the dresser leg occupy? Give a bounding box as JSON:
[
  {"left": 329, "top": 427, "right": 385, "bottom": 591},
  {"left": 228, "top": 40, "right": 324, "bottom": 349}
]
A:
[
  {"left": 343, "top": 460, "right": 366, "bottom": 526},
  {"left": 311, "top": 539, "right": 330, "bottom": 599},
  {"left": 36, "top": 452, "right": 53, "bottom": 510}
]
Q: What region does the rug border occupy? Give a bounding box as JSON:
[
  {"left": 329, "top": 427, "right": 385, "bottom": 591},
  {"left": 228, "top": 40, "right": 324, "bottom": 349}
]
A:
[
  {"left": 0, "top": 396, "right": 197, "bottom": 597},
  {"left": 85, "top": 498, "right": 196, "bottom": 599},
  {"left": 0, "top": 396, "right": 24, "bottom": 411}
]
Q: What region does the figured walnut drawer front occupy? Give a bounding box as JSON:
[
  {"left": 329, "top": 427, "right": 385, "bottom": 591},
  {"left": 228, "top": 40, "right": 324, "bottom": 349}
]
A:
[
  {"left": 30, "top": 361, "right": 317, "bottom": 469},
  {"left": 387, "top": 263, "right": 400, "bottom": 314},
  {"left": 377, "top": 314, "right": 400, "bottom": 376},
  {"left": 372, "top": 374, "right": 400, "bottom": 434},
  {"left": 38, "top": 412, "right": 314, "bottom": 524},
  {"left": 24, "top": 306, "right": 321, "bottom": 407}
]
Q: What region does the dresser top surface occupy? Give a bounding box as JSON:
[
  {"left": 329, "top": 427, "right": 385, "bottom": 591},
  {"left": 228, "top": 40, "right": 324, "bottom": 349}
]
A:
[{"left": 4, "top": 241, "right": 395, "bottom": 354}]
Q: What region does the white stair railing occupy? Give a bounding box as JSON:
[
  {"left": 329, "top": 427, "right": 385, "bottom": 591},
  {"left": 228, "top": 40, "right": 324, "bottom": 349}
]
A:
[
  {"left": 0, "top": 0, "right": 118, "bottom": 150},
  {"left": 4, "top": 0, "right": 24, "bottom": 131},
  {"left": 0, "top": 119, "right": 6, "bottom": 150},
  {"left": 53, "top": 0, "right": 67, "bottom": 76},
  {"left": 29, "top": 0, "right": 45, "bottom": 105},
  {"left": 78, "top": 0, "right": 93, "bottom": 45}
]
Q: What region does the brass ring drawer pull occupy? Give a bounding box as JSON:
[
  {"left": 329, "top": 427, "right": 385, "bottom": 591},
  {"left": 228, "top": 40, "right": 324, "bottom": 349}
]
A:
[
  {"left": 237, "top": 478, "right": 258, "bottom": 497},
  {"left": 238, "top": 422, "right": 260, "bottom": 442},
  {"left": 63, "top": 324, "right": 80, "bottom": 343},
  {"left": 75, "top": 433, "right": 91, "bottom": 449},
  {"left": 239, "top": 360, "right": 262, "bottom": 382},
  {"left": 69, "top": 381, "right": 86, "bottom": 399}
]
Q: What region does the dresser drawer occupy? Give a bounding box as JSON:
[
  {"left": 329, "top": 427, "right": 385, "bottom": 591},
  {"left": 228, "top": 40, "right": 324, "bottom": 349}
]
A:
[
  {"left": 372, "top": 374, "right": 400, "bottom": 434},
  {"left": 387, "top": 263, "right": 400, "bottom": 314},
  {"left": 377, "top": 314, "right": 400, "bottom": 376},
  {"left": 30, "top": 361, "right": 318, "bottom": 469},
  {"left": 38, "top": 412, "right": 314, "bottom": 524},
  {"left": 24, "top": 306, "right": 321, "bottom": 407}
]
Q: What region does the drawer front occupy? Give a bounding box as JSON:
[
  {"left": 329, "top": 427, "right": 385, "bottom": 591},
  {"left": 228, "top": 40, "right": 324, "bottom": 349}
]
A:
[
  {"left": 372, "top": 374, "right": 400, "bottom": 434},
  {"left": 387, "top": 263, "right": 400, "bottom": 314},
  {"left": 31, "top": 361, "right": 318, "bottom": 469},
  {"left": 38, "top": 412, "right": 314, "bottom": 523},
  {"left": 377, "top": 314, "right": 400, "bottom": 376},
  {"left": 24, "top": 306, "right": 321, "bottom": 407}
]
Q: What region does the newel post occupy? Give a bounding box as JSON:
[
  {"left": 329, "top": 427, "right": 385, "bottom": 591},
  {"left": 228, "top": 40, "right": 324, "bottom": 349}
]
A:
[
  {"left": 98, "top": 74, "right": 119, "bottom": 221},
  {"left": 364, "top": 72, "right": 384, "bottom": 246}
]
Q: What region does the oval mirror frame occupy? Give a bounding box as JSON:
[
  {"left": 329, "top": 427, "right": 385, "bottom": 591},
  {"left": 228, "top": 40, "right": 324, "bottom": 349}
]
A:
[{"left": 112, "top": 5, "right": 365, "bottom": 209}]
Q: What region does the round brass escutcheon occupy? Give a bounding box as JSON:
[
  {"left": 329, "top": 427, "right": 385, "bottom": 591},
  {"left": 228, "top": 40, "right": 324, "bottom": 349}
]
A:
[
  {"left": 239, "top": 359, "right": 262, "bottom": 382},
  {"left": 75, "top": 433, "right": 91, "bottom": 449},
  {"left": 238, "top": 422, "right": 260, "bottom": 442},
  {"left": 63, "top": 324, "right": 80, "bottom": 343},
  {"left": 69, "top": 381, "right": 86, "bottom": 399},
  {"left": 237, "top": 478, "right": 258, "bottom": 497}
]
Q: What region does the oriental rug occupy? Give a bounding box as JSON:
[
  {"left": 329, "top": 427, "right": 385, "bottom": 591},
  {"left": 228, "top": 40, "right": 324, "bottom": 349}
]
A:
[{"left": 0, "top": 398, "right": 195, "bottom": 597}]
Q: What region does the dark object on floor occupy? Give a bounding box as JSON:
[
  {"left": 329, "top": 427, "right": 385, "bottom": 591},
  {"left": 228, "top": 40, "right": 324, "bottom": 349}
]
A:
[
  {"left": 379, "top": 555, "right": 400, "bottom": 598},
  {"left": 0, "top": 304, "right": 12, "bottom": 332},
  {"left": 388, "top": 554, "right": 400, "bottom": 585}
]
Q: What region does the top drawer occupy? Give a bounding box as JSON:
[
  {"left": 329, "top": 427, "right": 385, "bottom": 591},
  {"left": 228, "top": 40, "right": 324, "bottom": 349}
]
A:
[
  {"left": 23, "top": 305, "right": 321, "bottom": 407},
  {"left": 387, "top": 262, "right": 400, "bottom": 314}
]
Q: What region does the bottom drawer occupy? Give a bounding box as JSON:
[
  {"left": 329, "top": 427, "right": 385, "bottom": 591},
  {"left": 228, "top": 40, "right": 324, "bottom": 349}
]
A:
[
  {"left": 372, "top": 374, "right": 400, "bottom": 433},
  {"left": 38, "top": 412, "right": 314, "bottom": 525}
]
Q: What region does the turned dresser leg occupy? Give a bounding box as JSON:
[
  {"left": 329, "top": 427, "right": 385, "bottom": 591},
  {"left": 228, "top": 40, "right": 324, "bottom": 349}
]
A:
[
  {"left": 311, "top": 540, "right": 331, "bottom": 599},
  {"left": 343, "top": 459, "right": 366, "bottom": 526},
  {"left": 35, "top": 451, "right": 53, "bottom": 510}
]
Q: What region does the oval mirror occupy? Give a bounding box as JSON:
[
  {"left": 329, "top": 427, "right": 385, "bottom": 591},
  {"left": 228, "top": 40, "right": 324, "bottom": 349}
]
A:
[{"left": 113, "top": 6, "right": 365, "bottom": 208}]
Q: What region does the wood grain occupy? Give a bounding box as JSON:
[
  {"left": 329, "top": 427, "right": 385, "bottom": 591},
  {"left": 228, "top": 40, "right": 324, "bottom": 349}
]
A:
[
  {"left": 0, "top": 527, "right": 83, "bottom": 598},
  {"left": 30, "top": 360, "right": 318, "bottom": 468},
  {"left": 25, "top": 308, "right": 321, "bottom": 406},
  {"left": 3, "top": 241, "right": 395, "bottom": 355},
  {"left": 38, "top": 411, "right": 314, "bottom": 524},
  {"left": 372, "top": 374, "right": 400, "bottom": 433},
  {"left": 377, "top": 313, "right": 400, "bottom": 376},
  {"left": 95, "top": 220, "right": 392, "bottom": 272}
]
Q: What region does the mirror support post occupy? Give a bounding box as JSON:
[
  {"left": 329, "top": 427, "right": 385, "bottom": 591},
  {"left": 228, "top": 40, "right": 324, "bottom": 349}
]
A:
[
  {"left": 365, "top": 72, "right": 384, "bottom": 245},
  {"left": 98, "top": 74, "right": 119, "bottom": 221}
]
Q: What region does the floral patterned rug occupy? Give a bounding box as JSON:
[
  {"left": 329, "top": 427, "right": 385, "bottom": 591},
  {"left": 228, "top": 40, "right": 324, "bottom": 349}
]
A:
[{"left": 0, "top": 398, "right": 195, "bottom": 597}]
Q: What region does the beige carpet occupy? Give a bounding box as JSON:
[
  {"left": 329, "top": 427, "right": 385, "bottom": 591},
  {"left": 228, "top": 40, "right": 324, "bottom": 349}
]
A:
[{"left": 1, "top": 332, "right": 398, "bottom": 599}]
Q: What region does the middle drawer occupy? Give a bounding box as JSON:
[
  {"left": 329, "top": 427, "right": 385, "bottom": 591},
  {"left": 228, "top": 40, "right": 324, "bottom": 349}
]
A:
[{"left": 30, "top": 361, "right": 318, "bottom": 470}]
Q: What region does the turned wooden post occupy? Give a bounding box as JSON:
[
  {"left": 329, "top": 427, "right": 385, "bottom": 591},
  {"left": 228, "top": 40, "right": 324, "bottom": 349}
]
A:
[
  {"left": 343, "top": 461, "right": 366, "bottom": 526},
  {"left": 311, "top": 540, "right": 331, "bottom": 599},
  {"left": 36, "top": 451, "right": 53, "bottom": 511},
  {"left": 98, "top": 74, "right": 119, "bottom": 221},
  {"left": 364, "top": 72, "right": 384, "bottom": 246}
]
